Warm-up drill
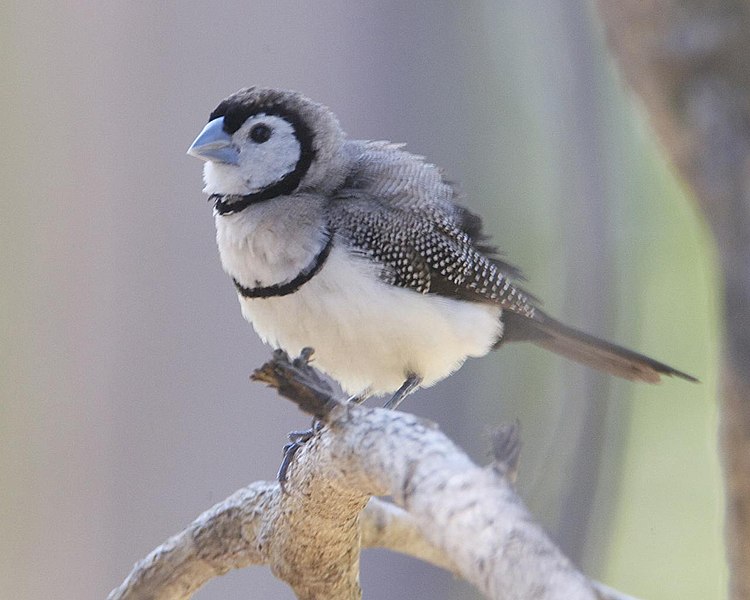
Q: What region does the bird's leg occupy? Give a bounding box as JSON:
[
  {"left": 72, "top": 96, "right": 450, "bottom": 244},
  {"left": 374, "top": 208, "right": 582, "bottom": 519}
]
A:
[
  {"left": 383, "top": 373, "right": 422, "bottom": 410},
  {"left": 278, "top": 381, "right": 413, "bottom": 484},
  {"left": 278, "top": 418, "right": 324, "bottom": 487},
  {"left": 278, "top": 390, "right": 367, "bottom": 487},
  {"left": 277, "top": 441, "right": 302, "bottom": 487},
  {"left": 287, "top": 417, "right": 323, "bottom": 441}
]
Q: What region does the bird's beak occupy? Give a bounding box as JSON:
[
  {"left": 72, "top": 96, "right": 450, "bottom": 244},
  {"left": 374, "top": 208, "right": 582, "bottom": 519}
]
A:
[{"left": 187, "top": 117, "right": 240, "bottom": 165}]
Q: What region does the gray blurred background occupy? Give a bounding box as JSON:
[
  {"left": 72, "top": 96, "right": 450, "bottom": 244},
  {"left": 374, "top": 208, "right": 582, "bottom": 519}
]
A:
[{"left": 1, "top": 2, "right": 722, "bottom": 599}]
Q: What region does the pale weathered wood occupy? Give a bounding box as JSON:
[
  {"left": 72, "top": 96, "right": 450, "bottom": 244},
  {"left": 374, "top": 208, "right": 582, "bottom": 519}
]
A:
[{"left": 108, "top": 351, "right": 640, "bottom": 600}]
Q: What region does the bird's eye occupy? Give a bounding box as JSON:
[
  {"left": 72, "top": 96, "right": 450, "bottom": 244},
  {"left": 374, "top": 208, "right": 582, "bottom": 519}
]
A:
[{"left": 249, "top": 123, "right": 272, "bottom": 144}]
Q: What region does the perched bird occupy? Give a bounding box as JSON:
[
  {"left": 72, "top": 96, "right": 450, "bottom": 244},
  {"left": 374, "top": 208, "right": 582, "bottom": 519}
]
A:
[{"left": 188, "top": 87, "right": 696, "bottom": 409}]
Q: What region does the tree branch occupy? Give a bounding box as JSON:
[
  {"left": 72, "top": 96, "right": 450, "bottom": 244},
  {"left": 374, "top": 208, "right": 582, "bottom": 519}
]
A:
[{"left": 109, "top": 350, "right": 641, "bottom": 600}]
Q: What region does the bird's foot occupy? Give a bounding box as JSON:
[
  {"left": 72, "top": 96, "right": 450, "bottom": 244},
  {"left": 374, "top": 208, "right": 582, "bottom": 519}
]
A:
[{"left": 277, "top": 418, "right": 324, "bottom": 488}]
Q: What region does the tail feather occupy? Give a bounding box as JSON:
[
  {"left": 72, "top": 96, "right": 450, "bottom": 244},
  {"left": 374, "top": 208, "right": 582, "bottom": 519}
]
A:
[{"left": 500, "top": 311, "right": 698, "bottom": 384}]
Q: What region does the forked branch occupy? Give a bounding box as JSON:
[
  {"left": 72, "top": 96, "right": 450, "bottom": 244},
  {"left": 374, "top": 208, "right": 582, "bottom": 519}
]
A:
[{"left": 109, "top": 350, "right": 639, "bottom": 600}]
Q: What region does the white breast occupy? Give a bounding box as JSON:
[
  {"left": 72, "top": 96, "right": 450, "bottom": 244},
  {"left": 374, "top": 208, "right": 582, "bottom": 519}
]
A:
[
  {"left": 234, "top": 244, "right": 502, "bottom": 397},
  {"left": 214, "top": 197, "right": 502, "bottom": 397},
  {"left": 215, "top": 195, "right": 328, "bottom": 287}
]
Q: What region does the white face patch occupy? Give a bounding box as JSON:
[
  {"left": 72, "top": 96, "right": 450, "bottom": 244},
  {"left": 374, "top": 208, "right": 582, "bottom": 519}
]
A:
[
  {"left": 229, "top": 114, "right": 302, "bottom": 193},
  {"left": 201, "top": 114, "right": 304, "bottom": 196}
]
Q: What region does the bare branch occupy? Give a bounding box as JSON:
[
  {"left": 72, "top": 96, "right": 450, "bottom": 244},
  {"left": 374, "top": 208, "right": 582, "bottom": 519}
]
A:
[
  {"left": 109, "top": 351, "right": 640, "bottom": 600},
  {"left": 360, "top": 497, "right": 458, "bottom": 573},
  {"left": 108, "top": 483, "right": 278, "bottom": 600}
]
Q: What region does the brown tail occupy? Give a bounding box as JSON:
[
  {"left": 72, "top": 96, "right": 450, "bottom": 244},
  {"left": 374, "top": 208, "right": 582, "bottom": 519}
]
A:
[{"left": 500, "top": 311, "right": 698, "bottom": 384}]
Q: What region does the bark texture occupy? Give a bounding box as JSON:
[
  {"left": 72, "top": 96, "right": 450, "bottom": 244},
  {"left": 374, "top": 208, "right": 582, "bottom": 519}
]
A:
[{"left": 108, "top": 351, "right": 640, "bottom": 600}]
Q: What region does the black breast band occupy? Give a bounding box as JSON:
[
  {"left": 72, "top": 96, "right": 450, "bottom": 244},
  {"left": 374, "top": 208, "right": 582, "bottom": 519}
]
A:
[{"left": 232, "top": 230, "right": 334, "bottom": 299}]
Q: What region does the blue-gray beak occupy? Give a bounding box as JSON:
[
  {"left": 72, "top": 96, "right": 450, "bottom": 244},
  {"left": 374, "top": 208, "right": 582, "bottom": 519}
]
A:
[{"left": 187, "top": 117, "right": 240, "bottom": 165}]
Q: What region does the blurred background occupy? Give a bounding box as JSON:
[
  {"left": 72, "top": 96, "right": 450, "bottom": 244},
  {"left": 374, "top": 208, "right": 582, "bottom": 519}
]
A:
[{"left": 1, "top": 1, "right": 723, "bottom": 599}]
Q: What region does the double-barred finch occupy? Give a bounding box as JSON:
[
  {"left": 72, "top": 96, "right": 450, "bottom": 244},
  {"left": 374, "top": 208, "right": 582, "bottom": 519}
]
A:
[{"left": 188, "top": 87, "right": 696, "bottom": 409}]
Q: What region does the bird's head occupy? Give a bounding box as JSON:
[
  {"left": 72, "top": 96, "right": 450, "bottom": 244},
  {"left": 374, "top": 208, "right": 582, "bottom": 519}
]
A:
[{"left": 188, "top": 87, "right": 346, "bottom": 209}]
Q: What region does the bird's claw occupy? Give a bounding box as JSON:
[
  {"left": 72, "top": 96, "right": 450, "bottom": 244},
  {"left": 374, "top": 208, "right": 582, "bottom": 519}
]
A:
[{"left": 277, "top": 418, "right": 323, "bottom": 489}]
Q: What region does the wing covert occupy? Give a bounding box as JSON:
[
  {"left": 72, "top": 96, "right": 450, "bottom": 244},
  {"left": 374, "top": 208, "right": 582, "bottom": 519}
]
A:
[{"left": 327, "top": 197, "right": 536, "bottom": 317}]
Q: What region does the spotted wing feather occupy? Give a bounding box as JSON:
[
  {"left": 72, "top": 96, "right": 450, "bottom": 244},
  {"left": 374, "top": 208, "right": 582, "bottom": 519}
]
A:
[
  {"left": 331, "top": 140, "right": 533, "bottom": 309},
  {"left": 341, "top": 140, "right": 525, "bottom": 277},
  {"left": 327, "top": 194, "right": 536, "bottom": 317}
]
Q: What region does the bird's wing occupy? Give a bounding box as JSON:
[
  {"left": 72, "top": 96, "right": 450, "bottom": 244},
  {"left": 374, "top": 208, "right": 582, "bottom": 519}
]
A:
[
  {"left": 339, "top": 140, "right": 457, "bottom": 213},
  {"left": 337, "top": 140, "right": 526, "bottom": 274},
  {"left": 326, "top": 191, "right": 536, "bottom": 317}
]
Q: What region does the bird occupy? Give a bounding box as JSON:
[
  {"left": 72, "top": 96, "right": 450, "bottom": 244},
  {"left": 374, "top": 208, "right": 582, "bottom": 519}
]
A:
[{"left": 187, "top": 86, "right": 696, "bottom": 410}]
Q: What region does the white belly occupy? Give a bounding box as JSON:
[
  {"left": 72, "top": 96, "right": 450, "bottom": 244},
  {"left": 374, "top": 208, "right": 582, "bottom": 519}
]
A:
[{"left": 237, "top": 247, "right": 502, "bottom": 396}]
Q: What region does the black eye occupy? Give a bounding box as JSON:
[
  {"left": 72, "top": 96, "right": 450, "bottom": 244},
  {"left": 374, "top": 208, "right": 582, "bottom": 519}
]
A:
[{"left": 249, "top": 123, "right": 272, "bottom": 143}]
